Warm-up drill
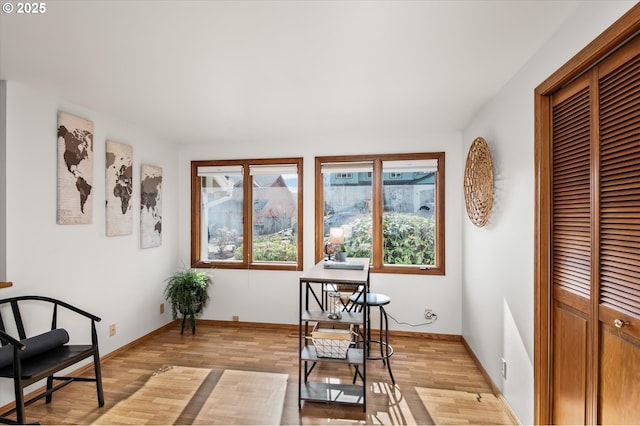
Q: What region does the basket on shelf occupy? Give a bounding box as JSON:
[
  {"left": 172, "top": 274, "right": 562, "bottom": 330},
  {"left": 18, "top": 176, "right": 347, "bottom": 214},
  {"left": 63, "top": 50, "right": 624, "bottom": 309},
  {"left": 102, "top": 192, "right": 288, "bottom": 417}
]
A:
[{"left": 309, "top": 324, "right": 355, "bottom": 359}]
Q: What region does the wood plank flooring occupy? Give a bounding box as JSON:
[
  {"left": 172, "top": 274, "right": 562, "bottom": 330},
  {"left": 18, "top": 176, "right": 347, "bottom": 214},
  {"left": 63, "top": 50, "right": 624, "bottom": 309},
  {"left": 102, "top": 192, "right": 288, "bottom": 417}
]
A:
[{"left": 9, "top": 322, "right": 517, "bottom": 425}]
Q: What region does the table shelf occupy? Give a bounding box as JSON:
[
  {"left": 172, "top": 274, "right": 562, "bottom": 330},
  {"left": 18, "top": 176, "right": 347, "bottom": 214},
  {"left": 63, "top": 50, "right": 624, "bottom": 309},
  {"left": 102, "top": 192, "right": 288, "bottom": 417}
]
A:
[
  {"left": 301, "top": 346, "right": 364, "bottom": 364},
  {"left": 301, "top": 310, "right": 363, "bottom": 324},
  {"left": 300, "top": 382, "right": 364, "bottom": 406},
  {"left": 298, "top": 258, "right": 370, "bottom": 411}
]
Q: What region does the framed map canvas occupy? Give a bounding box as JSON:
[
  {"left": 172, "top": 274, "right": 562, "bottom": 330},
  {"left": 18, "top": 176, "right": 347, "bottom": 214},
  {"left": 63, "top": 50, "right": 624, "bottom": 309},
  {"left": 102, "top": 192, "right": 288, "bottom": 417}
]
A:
[
  {"left": 105, "top": 140, "right": 133, "bottom": 236},
  {"left": 140, "top": 164, "right": 162, "bottom": 248},
  {"left": 57, "top": 111, "right": 94, "bottom": 224}
]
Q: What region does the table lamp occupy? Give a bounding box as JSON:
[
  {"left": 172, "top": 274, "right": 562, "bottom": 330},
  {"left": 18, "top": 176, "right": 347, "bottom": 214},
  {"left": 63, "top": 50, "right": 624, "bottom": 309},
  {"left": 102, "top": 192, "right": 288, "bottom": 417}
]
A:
[{"left": 329, "top": 227, "right": 345, "bottom": 261}]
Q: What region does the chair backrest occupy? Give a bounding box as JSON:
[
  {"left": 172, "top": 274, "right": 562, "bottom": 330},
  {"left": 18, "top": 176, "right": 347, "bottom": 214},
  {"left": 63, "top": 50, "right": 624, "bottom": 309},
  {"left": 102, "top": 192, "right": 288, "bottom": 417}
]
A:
[{"left": 0, "top": 296, "right": 101, "bottom": 346}]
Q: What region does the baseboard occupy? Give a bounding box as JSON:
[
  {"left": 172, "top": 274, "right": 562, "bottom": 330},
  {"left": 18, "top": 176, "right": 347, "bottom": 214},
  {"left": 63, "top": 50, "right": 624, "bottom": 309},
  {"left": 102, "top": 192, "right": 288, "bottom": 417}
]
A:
[
  {"left": 390, "top": 329, "right": 461, "bottom": 340},
  {"left": 198, "top": 319, "right": 462, "bottom": 341},
  {"left": 197, "top": 319, "right": 298, "bottom": 331},
  {"left": 461, "top": 336, "right": 521, "bottom": 425}
]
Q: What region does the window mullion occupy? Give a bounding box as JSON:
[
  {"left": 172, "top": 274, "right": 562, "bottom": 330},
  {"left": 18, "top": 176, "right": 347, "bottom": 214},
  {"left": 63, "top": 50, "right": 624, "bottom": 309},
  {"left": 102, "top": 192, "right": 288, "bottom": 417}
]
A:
[
  {"left": 435, "top": 153, "right": 445, "bottom": 274},
  {"left": 244, "top": 162, "right": 251, "bottom": 267},
  {"left": 191, "top": 165, "right": 202, "bottom": 267},
  {"left": 314, "top": 158, "right": 325, "bottom": 263},
  {"left": 372, "top": 159, "right": 384, "bottom": 269}
]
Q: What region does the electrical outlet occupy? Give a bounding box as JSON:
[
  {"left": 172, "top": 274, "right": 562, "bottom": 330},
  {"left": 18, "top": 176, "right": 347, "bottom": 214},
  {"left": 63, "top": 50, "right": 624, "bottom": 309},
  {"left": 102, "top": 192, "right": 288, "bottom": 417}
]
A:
[
  {"left": 160, "top": 303, "right": 165, "bottom": 314},
  {"left": 501, "top": 357, "right": 507, "bottom": 379},
  {"left": 424, "top": 308, "right": 433, "bottom": 319},
  {"left": 109, "top": 324, "right": 116, "bottom": 337}
]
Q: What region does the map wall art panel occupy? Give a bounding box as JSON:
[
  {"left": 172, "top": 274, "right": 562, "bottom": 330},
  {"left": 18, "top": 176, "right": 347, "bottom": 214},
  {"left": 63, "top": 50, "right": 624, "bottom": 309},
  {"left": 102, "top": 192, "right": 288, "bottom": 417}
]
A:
[
  {"left": 57, "top": 111, "right": 94, "bottom": 225},
  {"left": 105, "top": 140, "right": 133, "bottom": 236},
  {"left": 140, "top": 164, "right": 162, "bottom": 248}
]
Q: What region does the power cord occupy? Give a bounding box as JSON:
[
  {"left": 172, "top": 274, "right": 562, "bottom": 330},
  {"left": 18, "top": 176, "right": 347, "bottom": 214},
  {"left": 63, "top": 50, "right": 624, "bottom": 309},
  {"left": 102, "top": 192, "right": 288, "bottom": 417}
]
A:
[{"left": 386, "top": 311, "right": 438, "bottom": 327}]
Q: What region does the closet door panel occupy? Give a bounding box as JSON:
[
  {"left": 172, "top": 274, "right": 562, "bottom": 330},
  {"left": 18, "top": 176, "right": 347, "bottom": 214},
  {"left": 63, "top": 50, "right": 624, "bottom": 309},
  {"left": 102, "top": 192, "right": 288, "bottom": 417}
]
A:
[
  {"left": 550, "top": 74, "right": 592, "bottom": 425},
  {"left": 598, "top": 329, "right": 640, "bottom": 424},
  {"left": 552, "top": 305, "right": 588, "bottom": 425},
  {"left": 597, "top": 35, "right": 640, "bottom": 422}
]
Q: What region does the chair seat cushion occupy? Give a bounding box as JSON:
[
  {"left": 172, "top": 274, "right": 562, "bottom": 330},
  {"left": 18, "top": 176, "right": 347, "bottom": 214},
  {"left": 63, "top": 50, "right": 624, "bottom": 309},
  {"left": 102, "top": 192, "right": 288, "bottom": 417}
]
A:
[
  {"left": 348, "top": 293, "right": 391, "bottom": 306},
  {"left": 0, "top": 328, "right": 69, "bottom": 369}
]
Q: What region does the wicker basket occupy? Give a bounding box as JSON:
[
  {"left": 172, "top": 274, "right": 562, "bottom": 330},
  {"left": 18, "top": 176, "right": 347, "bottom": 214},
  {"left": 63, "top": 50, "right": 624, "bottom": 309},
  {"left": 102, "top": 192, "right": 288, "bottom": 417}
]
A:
[
  {"left": 464, "top": 136, "right": 494, "bottom": 227},
  {"left": 310, "top": 325, "right": 354, "bottom": 359}
]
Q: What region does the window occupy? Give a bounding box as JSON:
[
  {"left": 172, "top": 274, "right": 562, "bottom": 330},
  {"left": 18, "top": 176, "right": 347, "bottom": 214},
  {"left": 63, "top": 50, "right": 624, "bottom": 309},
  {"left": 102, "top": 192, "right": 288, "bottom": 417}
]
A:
[
  {"left": 191, "top": 158, "right": 303, "bottom": 270},
  {"left": 316, "top": 153, "right": 444, "bottom": 275},
  {"left": 336, "top": 172, "right": 353, "bottom": 179}
]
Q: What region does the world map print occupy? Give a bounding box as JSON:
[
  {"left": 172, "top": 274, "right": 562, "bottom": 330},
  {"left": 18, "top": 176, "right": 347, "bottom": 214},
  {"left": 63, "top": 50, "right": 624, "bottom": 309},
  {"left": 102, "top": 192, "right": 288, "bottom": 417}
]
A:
[
  {"left": 105, "top": 140, "right": 133, "bottom": 236},
  {"left": 140, "top": 164, "right": 162, "bottom": 248},
  {"left": 57, "top": 112, "right": 94, "bottom": 224}
]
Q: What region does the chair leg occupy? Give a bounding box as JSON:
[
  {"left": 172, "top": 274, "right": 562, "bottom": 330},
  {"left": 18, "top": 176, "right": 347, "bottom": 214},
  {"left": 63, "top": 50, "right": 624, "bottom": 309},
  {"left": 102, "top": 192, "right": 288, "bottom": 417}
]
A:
[
  {"left": 93, "top": 349, "right": 105, "bottom": 407},
  {"left": 380, "top": 306, "right": 395, "bottom": 384},
  {"left": 13, "top": 377, "right": 25, "bottom": 425},
  {"left": 45, "top": 376, "right": 53, "bottom": 403},
  {"left": 378, "top": 308, "right": 385, "bottom": 363}
]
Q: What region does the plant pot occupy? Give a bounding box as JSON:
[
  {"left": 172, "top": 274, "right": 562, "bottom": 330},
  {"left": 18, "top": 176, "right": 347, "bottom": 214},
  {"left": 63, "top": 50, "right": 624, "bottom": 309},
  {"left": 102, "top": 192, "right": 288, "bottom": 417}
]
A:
[
  {"left": 178, "top": 301, "right": 203, "bottom": 334},
  {"left": 335, "top": 252, "right": 347, "bottom": 262}
]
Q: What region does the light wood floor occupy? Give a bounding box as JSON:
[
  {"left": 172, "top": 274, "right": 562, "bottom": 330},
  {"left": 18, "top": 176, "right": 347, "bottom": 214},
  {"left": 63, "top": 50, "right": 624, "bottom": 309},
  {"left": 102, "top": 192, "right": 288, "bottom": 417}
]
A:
[{"left": 10, "top": 322, "right": 517, "bottom": 425}]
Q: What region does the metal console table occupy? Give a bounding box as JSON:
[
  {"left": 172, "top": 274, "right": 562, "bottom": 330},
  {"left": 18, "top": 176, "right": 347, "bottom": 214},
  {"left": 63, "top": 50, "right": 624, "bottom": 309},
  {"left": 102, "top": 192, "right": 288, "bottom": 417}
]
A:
[{"left": 298, "top": 258, "right": 370, "bottom": 411}]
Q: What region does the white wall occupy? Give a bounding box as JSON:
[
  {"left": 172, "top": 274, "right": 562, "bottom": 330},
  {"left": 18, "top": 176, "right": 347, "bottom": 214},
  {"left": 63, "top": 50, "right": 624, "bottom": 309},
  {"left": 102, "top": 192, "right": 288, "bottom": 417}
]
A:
[
  {"left": 461, "top": 1, "right": 636, "bottom": 424},
  {"left": 178, "top": 132, "right": 463, "bottom": 335},
  {"left": 1, "top": 81, "right": 179, "bottom": 404},
  {"left": 0, "top": 81, "right": 6, "bottom": 281}
]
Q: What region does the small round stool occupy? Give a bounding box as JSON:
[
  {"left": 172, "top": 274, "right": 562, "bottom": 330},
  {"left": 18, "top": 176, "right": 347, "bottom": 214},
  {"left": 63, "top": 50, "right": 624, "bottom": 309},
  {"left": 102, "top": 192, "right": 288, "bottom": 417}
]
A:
[{"left": 348, "top": 292, "right": 395, "bottom": 384}]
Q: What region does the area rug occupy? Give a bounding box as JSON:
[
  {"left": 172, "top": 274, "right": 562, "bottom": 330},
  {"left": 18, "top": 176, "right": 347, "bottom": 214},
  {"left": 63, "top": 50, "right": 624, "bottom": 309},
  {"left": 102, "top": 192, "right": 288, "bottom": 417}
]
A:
[
  {"left": 415, "top": 387, "right": 515, "bottom": 425},
  {"left": 93, "top": 365, "right": 211, "bottom": 425},
  {"left": 192, "top": 369, "right": 289, "bottom": 425}
]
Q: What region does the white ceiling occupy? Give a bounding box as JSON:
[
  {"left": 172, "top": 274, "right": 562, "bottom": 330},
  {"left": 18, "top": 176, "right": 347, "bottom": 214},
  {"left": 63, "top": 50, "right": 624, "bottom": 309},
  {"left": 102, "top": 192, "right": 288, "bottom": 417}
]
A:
[{"left": 0, "top": 0, "right": 586, "bottom": 145}]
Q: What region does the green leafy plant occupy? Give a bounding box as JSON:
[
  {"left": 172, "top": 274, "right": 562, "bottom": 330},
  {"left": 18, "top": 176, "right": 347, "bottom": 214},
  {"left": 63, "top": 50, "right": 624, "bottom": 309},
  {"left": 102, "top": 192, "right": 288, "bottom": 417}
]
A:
[
  {"left": 235, "top": 231, "right": 298, "bottom": 262},
  {"left": 382, "top": 214, "right": 434, "bottom": 265},
  {"left": 163, "top": 268, "right": 212, "bottom": 334},
  {"left": 343, "top": 214, "right": 435, "bottom": 265}
]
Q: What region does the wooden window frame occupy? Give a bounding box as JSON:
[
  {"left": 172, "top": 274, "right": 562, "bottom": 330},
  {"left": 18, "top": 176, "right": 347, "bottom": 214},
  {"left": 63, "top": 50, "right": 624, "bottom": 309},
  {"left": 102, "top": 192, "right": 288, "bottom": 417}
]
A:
[
  {"left": 191, "top": 157, "right": 303, "bottom": 271},
  {"left": 315, "top": 152, "right": 445, "bottom": 275}
]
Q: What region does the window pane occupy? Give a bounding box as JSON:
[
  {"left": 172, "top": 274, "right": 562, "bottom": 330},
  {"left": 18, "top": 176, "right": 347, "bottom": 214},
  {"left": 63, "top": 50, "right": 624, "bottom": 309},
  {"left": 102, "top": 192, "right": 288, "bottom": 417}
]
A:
[
  {"left": 251, "top": 173, "right": 298, "bottom": 263},
  {"left": 323, "top": 170, "right": 372, "bottom": 259},
  {"left": 200, "top": 173, "right": 244, "bottom": 262},
  {"left": 382, "top": 165, "right": 436, "bottom": 266}
]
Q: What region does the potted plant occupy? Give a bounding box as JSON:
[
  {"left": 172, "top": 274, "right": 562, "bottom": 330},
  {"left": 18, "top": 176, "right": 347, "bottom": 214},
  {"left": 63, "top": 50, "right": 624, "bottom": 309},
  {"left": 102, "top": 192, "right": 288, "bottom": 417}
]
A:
[
  {"left": 335, "top": 245, "right": 347, "bottom": 262},
  {"left": 164, "top": 267, "right": 212, "bottom": 334}
]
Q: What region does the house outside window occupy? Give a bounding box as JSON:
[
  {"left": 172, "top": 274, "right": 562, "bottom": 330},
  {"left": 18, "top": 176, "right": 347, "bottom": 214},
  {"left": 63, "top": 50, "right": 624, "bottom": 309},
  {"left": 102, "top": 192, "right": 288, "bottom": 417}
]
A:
[
  {"left": 316, "top": 153, "right": 445, "bottom": 275},
  {"left": 191, "top": 158, "right": 303, "bottom": 271}
]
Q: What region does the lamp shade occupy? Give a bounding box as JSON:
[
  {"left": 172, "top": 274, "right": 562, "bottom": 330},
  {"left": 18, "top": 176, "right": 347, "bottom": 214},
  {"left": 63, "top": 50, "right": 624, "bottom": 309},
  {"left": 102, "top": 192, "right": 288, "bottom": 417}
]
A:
[{"left": 329, "top": 227, "right": 345, "bottom": 244}]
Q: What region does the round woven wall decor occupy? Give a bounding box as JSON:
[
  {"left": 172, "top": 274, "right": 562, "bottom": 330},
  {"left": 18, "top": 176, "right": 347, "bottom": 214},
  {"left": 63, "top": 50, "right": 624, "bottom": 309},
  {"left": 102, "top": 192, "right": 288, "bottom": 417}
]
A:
[{"left": 464, "top": 137, "right": 494, "bottom": 227}]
